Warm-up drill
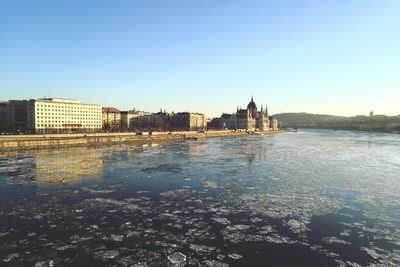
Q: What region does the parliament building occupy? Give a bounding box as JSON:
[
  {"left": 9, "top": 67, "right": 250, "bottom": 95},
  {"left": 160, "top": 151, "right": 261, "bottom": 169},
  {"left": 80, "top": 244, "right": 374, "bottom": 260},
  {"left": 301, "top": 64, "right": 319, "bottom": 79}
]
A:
[{"left": 218, "top": 97, "right": 278, "bottom": 131}]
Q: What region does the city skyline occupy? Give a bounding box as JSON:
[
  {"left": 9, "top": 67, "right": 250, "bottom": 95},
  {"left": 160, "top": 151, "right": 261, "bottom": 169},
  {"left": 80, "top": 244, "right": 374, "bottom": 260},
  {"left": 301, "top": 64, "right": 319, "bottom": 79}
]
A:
[{"left": 1, "top": 1, "right": 400, "bottom": 118}]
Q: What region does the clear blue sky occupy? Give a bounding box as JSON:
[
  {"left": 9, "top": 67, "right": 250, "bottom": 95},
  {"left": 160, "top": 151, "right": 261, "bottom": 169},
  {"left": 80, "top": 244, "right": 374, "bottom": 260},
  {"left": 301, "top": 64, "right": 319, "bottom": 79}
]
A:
[{"left": 1, "top": 0, "right": 399, "bottom": 118}]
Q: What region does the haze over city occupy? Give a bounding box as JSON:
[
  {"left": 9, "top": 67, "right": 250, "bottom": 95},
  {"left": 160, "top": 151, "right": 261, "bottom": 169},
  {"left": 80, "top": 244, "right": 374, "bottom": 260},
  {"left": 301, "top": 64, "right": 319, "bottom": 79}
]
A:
[{"left": 1, "top": 0, "right": 399, "bottom": 118}]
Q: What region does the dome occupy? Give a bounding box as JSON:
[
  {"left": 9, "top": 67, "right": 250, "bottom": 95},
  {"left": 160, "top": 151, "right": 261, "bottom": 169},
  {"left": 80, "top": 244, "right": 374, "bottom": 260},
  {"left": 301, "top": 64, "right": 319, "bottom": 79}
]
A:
[{"left": 247, "top": 97, "right": 257, "bottom": 111}]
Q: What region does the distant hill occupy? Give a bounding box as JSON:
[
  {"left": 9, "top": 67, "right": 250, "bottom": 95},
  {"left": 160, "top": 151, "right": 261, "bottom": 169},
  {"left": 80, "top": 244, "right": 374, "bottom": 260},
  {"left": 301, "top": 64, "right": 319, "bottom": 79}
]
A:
[
  {"left": 274, "top": 112, "right": 400, "bottom": 133},
  {"left": 274, "top": 113, "right": 346, "bottom": 127}
]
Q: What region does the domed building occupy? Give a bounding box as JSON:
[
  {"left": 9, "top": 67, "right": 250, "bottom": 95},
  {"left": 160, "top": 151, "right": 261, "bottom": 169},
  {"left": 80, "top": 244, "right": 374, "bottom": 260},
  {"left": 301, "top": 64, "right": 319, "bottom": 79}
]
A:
[
  {"left": 219, "top": 97, "right": 278, "bottom": 131},
  {"left": 247, "top": 97, "right": 258, "bottom": 119}
]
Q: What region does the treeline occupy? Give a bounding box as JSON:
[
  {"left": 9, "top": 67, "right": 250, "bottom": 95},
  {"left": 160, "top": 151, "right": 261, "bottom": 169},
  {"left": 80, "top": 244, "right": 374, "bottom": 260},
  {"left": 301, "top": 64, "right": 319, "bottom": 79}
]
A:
[{"left": 275, "top": 113, "right": 400, "bottom": 133}]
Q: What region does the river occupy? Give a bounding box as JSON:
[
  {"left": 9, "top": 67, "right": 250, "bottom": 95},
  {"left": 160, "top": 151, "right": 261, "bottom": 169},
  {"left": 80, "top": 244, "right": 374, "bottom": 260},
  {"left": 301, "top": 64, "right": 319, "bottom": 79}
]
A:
[{"left": 0, "top": 129, "right": 399, "bottom": 266}]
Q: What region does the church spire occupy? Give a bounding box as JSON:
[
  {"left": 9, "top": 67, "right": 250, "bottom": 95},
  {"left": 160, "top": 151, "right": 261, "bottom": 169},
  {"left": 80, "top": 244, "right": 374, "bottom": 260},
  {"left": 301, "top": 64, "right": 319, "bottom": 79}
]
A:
[
  {"left": 265, "top": 105, "right": 268, "bottom": 116},
  {"left": 260, "top": 104, "right": 264, "bottom": 118}
]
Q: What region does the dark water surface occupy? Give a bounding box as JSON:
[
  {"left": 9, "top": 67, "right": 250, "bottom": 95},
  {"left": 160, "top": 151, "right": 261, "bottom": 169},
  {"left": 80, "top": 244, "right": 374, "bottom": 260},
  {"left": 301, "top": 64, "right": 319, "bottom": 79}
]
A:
[{"left": 0, "top": 129, "right": 399, "bottom": 266}]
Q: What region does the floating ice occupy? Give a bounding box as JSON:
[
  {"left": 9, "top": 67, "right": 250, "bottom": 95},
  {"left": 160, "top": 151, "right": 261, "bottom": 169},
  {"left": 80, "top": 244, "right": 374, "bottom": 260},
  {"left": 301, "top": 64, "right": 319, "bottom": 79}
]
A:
[
  {"left": 2, "top": 253, "right": 19, "bottom": 263},
  {"left": 167, "top": 252, "right": 186, "bottom": 265},
  {"left": 110, "top": 234, "right": 124, "bottom": 242},
  {"left": 1, "top": 133, "right": 400, "bottom": 266},
  {"left": 362, "top": 247, "right": 380, "bottom": 260},
  {"left": 264, "top": 233, "right": 296, "bottom": 244},
  {"left": 95, "top": 250, "right": 120, "bottom": 260},
  {"left": 189, "top": 244, "right": 217, "bottom": 253},
  {"left": 339, "top": 229, "right": 351, "bottom": 237},
  {"left": 286, "top": 219, "right": 307, "bottom": 234},
  {"left": 321, "top": 236, "right": 351, "bottom": 245},
  {"left": 259, "top": 225, "right": 275, "bottom": 234},
  {"left": 33, "top": 261, "right": 54, "bottom": 267},
  {"left": 227, "top": 253, "right": 243, "bottom": 260},
  {"left": 81, "top": 198, "right": 140, "bottom": 210},
  {"left": 232, "top": 224, "right": 250, "bottom": 231},
  {"left": 210, "top": 217, "right": 230, "bottom": 225},
  {"left": 203, "top": 260, "right": 229, "bottom": 267},
  {"left": 56, "top": 244, "right": 75, "bottom": 251},
  {"left": 201, "top": 180, "right": 218, "bottom": 189},
  {"left": 0, "top": 232, "right": 9, "bottom": 237},
  {"left": 127, "top": 230, "right": 141, "bottom": 238},
  {"left": 86, "top": 189, "right": 115, "bottom": 194},
  {"left": 250, "top": 217, "right": 263, "bottom": 223}
]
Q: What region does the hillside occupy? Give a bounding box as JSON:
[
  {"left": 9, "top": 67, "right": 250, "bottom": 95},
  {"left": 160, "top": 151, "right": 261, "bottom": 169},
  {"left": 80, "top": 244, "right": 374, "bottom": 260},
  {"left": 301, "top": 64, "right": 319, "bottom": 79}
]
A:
[
  {"left": 275, "top": 113, "right": 400, "bottom": 132},
  {"left": 275, "top": 113, "right": 347, "bottom": 127}
]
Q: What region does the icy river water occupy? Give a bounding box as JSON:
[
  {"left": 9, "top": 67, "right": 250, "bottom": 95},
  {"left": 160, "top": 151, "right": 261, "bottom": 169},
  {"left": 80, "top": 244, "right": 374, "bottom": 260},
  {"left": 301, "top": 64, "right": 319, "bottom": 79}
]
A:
[{"left": 0, "top": 129, "right": 399, "bottom": 267}]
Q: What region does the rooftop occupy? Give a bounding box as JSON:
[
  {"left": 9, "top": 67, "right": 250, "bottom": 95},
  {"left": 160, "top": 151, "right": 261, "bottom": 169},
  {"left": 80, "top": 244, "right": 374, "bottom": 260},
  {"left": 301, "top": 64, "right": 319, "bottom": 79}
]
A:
[
  {"left": 36, "top": 98, "right": 82, "bottom": 104},
  {"left": 102, "top": 107, "right": 120, "bottom": 113}
]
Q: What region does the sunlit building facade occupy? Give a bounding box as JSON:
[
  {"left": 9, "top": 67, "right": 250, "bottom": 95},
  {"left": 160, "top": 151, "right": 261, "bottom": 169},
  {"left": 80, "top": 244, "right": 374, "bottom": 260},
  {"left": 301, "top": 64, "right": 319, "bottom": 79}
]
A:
[
  {"left": 4, "top": 98, "right": 102, "bottom": 133},
  {"left": 102, "top": 107, "right": 121, "bottom": 130},
  {"left": 218, "top": 97, "right": 278, "bottom": 131}
]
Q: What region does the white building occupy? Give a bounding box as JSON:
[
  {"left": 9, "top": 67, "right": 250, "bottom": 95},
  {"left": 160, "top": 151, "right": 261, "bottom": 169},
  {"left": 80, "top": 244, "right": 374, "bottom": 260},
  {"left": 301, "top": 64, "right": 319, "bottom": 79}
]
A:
[{"left": 5, "top": 98, "right": 102, "bottom": 133}]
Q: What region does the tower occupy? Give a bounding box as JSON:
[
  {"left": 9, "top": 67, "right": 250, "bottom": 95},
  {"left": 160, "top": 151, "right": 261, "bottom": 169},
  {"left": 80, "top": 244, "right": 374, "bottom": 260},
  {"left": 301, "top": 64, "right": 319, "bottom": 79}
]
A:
[{"left": 247, "top": 97, "right": 257, "bottom": 119}]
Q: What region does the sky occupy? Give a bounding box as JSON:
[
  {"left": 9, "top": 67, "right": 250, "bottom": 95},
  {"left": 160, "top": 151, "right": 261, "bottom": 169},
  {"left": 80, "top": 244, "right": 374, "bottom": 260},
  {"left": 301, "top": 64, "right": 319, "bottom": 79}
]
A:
[{"left": 1, "top": 0, "right": 399, "bottom": 118}]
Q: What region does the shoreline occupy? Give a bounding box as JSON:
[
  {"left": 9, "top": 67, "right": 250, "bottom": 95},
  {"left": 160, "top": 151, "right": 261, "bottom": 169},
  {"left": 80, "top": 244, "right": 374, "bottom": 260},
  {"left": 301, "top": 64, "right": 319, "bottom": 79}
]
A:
[
  {"left": 290, "top": 127, "right": 400, "bottom": 135},
  {"left": 0, "top": 130, "right": 288, "bottom": 153}
]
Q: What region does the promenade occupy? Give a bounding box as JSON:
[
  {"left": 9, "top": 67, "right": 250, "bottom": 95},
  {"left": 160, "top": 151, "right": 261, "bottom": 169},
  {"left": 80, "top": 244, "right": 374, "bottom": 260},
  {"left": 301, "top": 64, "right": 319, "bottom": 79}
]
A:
[{"left": 0, "top": 130, "right": 287, "bottom": 152}]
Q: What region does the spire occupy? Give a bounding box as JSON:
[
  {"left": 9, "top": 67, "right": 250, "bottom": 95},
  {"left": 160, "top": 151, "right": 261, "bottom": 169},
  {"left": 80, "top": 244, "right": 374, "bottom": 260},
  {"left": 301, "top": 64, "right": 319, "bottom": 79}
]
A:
[
  {"left": 261, "top": 104, "right": 263, "bottom": 112},
  {"left": 251, "top": 95, "right": 254, "bottom": 102},
  {"left": 265, "top": 105, "right": 268, "bottom": 115}
]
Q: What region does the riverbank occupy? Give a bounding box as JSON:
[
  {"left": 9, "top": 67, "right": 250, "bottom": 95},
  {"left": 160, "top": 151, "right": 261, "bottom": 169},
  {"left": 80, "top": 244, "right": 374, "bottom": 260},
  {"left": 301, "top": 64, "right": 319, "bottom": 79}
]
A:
[
  {"left": 0, "top": 130, "right": 287, "bottom": 152},
  {"left": 289, "top": 126, "right": 400, "bottom": 134}
]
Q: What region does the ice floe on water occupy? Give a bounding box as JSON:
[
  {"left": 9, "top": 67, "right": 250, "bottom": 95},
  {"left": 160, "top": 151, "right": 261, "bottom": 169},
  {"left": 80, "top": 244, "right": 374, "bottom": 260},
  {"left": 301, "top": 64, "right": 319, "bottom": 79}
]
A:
[
  {"left": 1, "top": 131, "right": 400, "bottom": 266},
  {"left": 210, "top": 217, "right": 231, "bottom": 225},
  {"left": 321, "top": 236, "right": 351, "bottom": 246},
  {"left": 286, "top": 219, "right": 308, "bottom": 234},
  {"left": 94, "top": 250, "right": 120, "bottom": 260},
  {"left": 167, "top": 252, "right": 186, "bottom": 266}
]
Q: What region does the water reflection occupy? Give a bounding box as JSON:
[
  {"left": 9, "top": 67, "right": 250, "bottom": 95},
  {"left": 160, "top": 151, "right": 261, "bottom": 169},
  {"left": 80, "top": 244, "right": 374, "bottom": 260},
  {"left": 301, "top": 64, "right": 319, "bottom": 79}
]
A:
[
  {"left": 237, "top": 137, "right": 268, "bottom": 166},
  {"left": 187, "top": 141, "right": 206, "bottom": 156},
  {"left": 35, "top": 148, "right": 104, "bottom": 185}
]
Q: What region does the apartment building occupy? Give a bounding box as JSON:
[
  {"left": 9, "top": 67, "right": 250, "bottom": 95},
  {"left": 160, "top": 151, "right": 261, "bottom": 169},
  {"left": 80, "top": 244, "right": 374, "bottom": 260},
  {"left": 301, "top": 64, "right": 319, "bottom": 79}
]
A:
[
  {"left": 171, "top": 112, "right": 207, "bottom": 131},
  {"left": 102, "top": 107, "right": 121, "bottom": 130},
  {"left": 4, "top": 98, "right": 102, "bottom": 133}
]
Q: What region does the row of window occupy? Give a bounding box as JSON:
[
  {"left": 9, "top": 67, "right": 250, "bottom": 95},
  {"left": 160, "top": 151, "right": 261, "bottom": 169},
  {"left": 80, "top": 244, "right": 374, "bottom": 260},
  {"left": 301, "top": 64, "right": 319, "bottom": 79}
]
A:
[
  {"left": 36, "top": 121, "right": 102, "bottom": 124},
  {"left": 37, "top": 104, "right": 100, "bottom": 110},
  {"left": 37, "top": 124, "right": 101, "bottom": 128},
  {"left": 37, "top": 110, "right": 99, "bottom": 113},
  {"left": 37, "top": 116, "right": 100, "bottom": 120}
]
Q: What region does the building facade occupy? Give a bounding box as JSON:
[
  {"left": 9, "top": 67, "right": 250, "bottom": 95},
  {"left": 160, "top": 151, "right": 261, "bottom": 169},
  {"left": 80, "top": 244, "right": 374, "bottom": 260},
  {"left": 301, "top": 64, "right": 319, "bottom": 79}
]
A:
[
  {"left": 34, "top": 98, "right": 102, "bottom": 133},
  {"left": 2, "top": 98, "right": 102, "bottom": 133},
  {"left": 127, "top": 111, "right": 207, "bottom": 131},
  {"left": 269, "top": 116, "right": 279, "bottom": 130},
  {"left": 102, "top": 107, "right": 121, "bottom": 130},
  {"left": 218, "top": 97, "right": 278, "bottom": 131},
  {"left": 130, "top": 111, "right": 171, "bottom": 131},
  {"left": 171, "top": 112, "right": 207, "bottom": 131},
  {"left": 120, "top": 110, "right": 151, "bottom": 130},
  {"left": 0, "top": 102, "right": 8, "bottom": 127},
  {"left": 5, "top": 100, "right": 35, "bottom": 132}
]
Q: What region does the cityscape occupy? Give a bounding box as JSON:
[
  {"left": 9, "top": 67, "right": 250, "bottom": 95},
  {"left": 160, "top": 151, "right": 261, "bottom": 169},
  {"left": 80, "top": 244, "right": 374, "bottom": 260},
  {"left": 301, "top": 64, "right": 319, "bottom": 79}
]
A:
[
  {"left": 0, "top": 97, "right": 279, "bottom": 134},
  {"left": 1, "top": 1, "right": 400, "bottom": 267}
]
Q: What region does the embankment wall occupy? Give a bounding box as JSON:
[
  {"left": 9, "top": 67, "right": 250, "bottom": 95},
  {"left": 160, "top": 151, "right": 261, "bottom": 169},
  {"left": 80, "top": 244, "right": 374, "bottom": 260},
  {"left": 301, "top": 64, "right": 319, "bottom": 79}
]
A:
[{"left": 0, "top": 130, "right": 287, "bottom": 152}]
